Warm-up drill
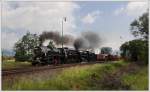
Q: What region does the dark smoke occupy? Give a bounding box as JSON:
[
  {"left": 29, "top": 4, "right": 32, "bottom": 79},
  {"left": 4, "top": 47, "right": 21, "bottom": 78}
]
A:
[
  {"left": 83, "top": 31, "right": 101, "bottom": 49},
  {"left": 74, "top": 31, "right": 102, "bottom": 50},
  {"left": 74, "top": 38, "right": 85, "bottom": 50},
  {"left": 63, "top": 35, "right": 74, "bottom": 45},
  {"left": 39, "top": 31, "right": 102, "bottom": 50},
  {"left": 39, "top": 31, "right": 74, "bottom": 46}
]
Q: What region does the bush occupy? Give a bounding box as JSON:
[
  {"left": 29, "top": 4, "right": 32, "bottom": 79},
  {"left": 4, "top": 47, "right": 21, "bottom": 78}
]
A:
[{"left": 120, "top": 39, "right": 148, "bottom": 64}]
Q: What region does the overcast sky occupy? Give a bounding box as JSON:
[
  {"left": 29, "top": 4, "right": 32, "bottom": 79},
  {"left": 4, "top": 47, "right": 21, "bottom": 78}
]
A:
[{"left": 1, "top": 1, "right": 148, "bottom": 53}]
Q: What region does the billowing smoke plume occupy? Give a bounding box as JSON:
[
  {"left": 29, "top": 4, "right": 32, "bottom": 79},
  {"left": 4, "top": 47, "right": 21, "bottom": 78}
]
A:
[
  {"left": 39, "top": 31, "right": 74, "bottom": 46},
  {"left": 39, "top": 31, "right": 102, "bottom": 50},
  {"left": 74, "top": 31, "right": 102, "bottom": 50}
]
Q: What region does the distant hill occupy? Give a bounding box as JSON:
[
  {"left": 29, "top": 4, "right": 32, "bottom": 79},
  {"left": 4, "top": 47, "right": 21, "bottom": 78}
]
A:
[{"left": 2, "top": 50, "right": 15, "bottom": 56}]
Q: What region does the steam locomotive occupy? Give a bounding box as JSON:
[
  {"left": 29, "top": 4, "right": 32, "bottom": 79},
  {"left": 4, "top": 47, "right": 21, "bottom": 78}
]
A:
[
  {"left": 32, "top": 46, "right": 97, "bottom": 65},
  {"left": 32, "top": 46, "right": 119, "bottom": 66}
]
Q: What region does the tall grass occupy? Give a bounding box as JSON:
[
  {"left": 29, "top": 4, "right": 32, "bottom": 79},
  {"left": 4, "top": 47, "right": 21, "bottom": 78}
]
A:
[
  {"left": 121, "top": 67, "right": 148, "bottom": 90},
  {"left": 2, "top": 61, "right": 148, "bottom": 90}
]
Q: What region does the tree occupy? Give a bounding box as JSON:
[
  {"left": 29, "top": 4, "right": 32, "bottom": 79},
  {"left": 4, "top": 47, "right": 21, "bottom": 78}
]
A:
[
  {"left": 120, "top": 39, "right": 148, "bottom": 64},
  {"left": 120, "top": 42, "right": 130, "bottom": 59},
  {"left": 130, "top": 12, "right": 148, "bottom": 41},
  {"left": 128, "top": 11, "right": 148, "bottom": 64},
  {"left": 120, "top": 12, "right": 149, "bottom": 65},
  {"left": 101, "top": 47, "right": 112, "bottom": 54},
  {"left": 14, "top": 32, "right": 40, "bottom": 61}
]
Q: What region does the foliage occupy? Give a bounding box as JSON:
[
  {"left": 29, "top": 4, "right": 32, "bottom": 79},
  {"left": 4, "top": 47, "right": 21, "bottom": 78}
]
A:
[
  {"left": 14, "top": 32, "right": 40, "bottom": 62},
  {"left": 120, "top": 39, "right": 148, "bottom": 64},
  {"left": 101, "top": 47, "right": 112, "bottom": 54},
  {"left": 130, "top": 12, "right": 149, "bottom": 41},
  {"left": 120, "top": 12, "right": 149, "bottom": 64}
]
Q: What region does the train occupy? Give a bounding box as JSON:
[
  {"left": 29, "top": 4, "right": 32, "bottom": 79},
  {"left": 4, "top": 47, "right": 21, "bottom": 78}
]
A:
[{"left": 32, "top": 46, "right": 119, "bottom": 65}]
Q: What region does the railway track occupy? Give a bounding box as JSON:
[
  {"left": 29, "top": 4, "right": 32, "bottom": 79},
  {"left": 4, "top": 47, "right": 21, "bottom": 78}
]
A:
[{"left": 2, "top": 61, "right": 109, "bottom": 76}]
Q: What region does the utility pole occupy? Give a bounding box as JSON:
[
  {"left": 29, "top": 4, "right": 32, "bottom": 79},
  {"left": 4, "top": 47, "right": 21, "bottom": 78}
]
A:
[{"left": 61, "top": 17, "right": 66, "bottom": 49}]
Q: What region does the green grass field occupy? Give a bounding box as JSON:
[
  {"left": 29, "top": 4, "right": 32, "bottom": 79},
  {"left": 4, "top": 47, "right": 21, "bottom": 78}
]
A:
[
  {"left": 2, "top": 61, "right": 148, "bottom": 90},
  {"left": 2, "top": 60, "right": 31, "bottom": 70},
  {"left": 122, "top": 67, "right": 148, "bottom": 90}
]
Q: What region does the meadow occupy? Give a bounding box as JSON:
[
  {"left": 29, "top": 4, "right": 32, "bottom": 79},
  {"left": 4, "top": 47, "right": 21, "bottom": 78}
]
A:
[
  {"left": 2, "top": 60, "right": 31, "bottom": 70},
  {"left": 2, "top": 60, "right": 148, "bottom": 90}
]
